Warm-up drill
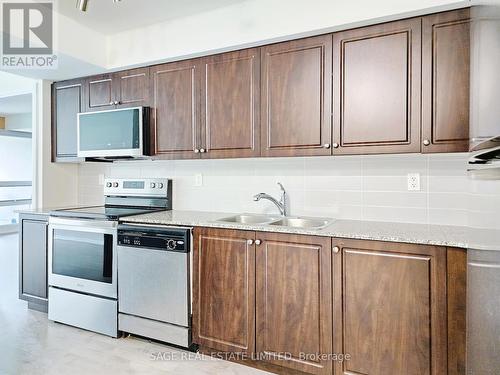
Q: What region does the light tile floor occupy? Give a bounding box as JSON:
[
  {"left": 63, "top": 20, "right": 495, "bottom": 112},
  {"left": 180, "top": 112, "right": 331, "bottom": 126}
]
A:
[{"left": 0, "top": 234, "right": 270, "bottom": 375}]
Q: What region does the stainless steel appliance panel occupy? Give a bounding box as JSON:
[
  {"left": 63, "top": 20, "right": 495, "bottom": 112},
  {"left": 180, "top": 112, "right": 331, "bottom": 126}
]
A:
[
  {"left": 467, "top": 249, "right": 500, "bottom": 374},
  {"left": 119, "top": 314, "right": 191, "bottom": 348},
  {"left": 49, "top": 287, "right": 118, "bottom": 338},
  {"left": 118, "top": 245, "right": 189, "bottom": 327},
  {"left": 48, "top": 217, "right": 117, "bottom": 299},
  {"left": 77, "top": 106, "right": 147, "bottom": 158}
]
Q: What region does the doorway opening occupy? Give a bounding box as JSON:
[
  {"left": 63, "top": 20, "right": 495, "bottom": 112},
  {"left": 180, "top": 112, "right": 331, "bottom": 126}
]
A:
[{"left": 0, "top": 93, "right": 33, "bottom": 234}]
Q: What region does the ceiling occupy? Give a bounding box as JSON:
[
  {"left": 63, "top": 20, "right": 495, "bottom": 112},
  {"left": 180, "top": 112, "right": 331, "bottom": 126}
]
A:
[
  {"left": 0, "top": 94, "right": 32, "bottom": 116},
  {"left": 57, "top": 0, "right": 247, "bottom": 35}
]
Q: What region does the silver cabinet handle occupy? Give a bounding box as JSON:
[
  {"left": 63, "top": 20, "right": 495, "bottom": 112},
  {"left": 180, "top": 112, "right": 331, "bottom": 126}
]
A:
[
  {"left": 194, "top": 148, "right": 200, "bottom": 153},
  {"left": 332, "top": 143, "right": 339, "bottom": 148},
  {"left": 423, "top": 139, "right": 430, "bottom": 146},
  {"left": 247, "top": 239, "right": 254, "bottom": 245},
  {"left": 333, "top": 246, "right": 340, "bottom": 253},
  {"left": 255, "top": 239, "right": 262, "bottom": 245},
  {"left": 200, "top": 148, "right": 206, "bottom": 153},
  {"left": 323, "top": 143, "right": 331, "bottom": 149}
]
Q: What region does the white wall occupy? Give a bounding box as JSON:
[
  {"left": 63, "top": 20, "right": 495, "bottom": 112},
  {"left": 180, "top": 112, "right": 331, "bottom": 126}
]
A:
[
  {"left": 76, "top": 152, "right": 498, "bottom": 228},
  {"left": 4, "top": 113, "right": 31, "bottom": 131},
  {"left": 0, "top": 72, "right": 36, "bottom": 97},
  {"left": 0, "top": 137, "right": 32, "bottom": 181},
  {"left": 469, "top": 178, "right": 500, "bottom": 229},
  {"left": 0, "top": 0, "right": 469, "bottom": 80},
  {"left": 107, "top": 0, "right": 468, "bottom": 69},
  {"left": 34, "top": 81, "right": 79, "bottom": 208},
  {"left": 0, "top": 131, "right": 33, "bottom": 228},
  {"left": 55, "top": 12, "right": 108, "bottom": 70},
  {"left": 0, "top": 10, "right": 108, "bottom": 81}
]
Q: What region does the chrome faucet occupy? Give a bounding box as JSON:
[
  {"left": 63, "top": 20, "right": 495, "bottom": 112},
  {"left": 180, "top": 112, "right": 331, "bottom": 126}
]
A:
[{"left": 253, "top": 182, "right": 288, "bottom": 216}]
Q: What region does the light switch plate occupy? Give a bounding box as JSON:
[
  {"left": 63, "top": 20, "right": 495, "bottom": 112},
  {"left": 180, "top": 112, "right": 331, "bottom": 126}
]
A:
[
  {"left": 407, "top": 173, "right": 420, "bottom": 191},
  {"left": 194, "top": 174, "right": 203, "bottom": 187},
  {"left": 98, "top": 174, "right": 105, "bottom": 185}
]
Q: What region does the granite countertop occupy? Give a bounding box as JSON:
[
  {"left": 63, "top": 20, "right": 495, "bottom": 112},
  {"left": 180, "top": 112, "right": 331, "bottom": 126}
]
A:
[
  {"left": 120, "top": 210, "right": 472, "bottom": 248},
  {"left": 18, "top": 208, "right": 497, "bottom": 250}
]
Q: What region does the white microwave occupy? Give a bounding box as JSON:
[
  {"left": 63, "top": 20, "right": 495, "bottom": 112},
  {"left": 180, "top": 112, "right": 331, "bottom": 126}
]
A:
[{"left": 77, "top": 106, "right": 150, "bottom": 159}]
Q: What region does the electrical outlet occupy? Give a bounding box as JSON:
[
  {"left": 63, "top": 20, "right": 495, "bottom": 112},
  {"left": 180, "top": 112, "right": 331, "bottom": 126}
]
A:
[
  {"left": 194, "top": 173, "right": 203, "bottom": 187},
  {"left": 407, "top": 173, "right": 420, "bottom": 191}
]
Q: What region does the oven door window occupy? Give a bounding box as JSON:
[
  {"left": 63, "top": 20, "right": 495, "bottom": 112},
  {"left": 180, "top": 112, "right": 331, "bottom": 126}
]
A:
[{"left": 52, "top": 229, "right": 113, "bottom": 283}]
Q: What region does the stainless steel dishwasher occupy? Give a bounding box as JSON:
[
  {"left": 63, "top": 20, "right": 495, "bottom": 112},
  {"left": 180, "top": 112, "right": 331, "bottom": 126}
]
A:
[{"left": 117, "top": 224, "right": 191, "bottom": 348}]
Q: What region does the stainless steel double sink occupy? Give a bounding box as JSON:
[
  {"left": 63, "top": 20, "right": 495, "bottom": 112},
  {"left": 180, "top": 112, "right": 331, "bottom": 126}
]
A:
[{"left": 216, "top": 214, "right": 333, "bottom": 230}]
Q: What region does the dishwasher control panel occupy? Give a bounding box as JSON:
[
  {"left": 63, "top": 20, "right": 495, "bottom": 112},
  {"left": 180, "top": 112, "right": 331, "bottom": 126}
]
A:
[{"left": 117, "top": 225, "right": 190, "bottom": 253}]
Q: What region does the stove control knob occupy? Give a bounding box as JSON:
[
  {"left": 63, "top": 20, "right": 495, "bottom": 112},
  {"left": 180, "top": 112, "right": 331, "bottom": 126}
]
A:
[
  {"left": 106, "top": 182, "right": 112, "bottom": 188},
  {"left": 150, "top": 182, "right": 156, "bottom": 188},
  {"left": 113, "top": 182, "right": 119, "bottom": 188},
  {"left": 167, "top": 240, "right": 176, "bottom": 250},
  {"left": 158, "top": 183, "right": 164, "bottom": 189}
]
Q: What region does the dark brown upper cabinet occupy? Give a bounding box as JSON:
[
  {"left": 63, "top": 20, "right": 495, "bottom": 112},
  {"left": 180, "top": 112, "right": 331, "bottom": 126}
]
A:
[
  {"left": 200, "top": 48, "right": 261, "bottom": 159},
  {"left": 332, "top": 18, "right": 422, "bottom": 154},
  {"left": 333, "top": 238, "right": 448, "bottom": 375},
  {"left": 85, "top": 73, "right": 115, "bottom": 112},
  {"left": 114, "top": 67, "right": 151, "bottom": 109},
  {"left": 53, "top": 9, "right": 472, "bottom": 163},
  {"left": 52, "top": 78, "right": 85, "bottom": 162},
  {"left": 422, "top": 9, "right": 470, "bottom": 153},
  {"left": 261, "top": 35, "right": 332, "bottom": 157},
  {"left": 150, "top": 59, "right": 202, "bottom": 159},
  {"left": 85, "top": 68, "right": 150, "bottom": 112}
]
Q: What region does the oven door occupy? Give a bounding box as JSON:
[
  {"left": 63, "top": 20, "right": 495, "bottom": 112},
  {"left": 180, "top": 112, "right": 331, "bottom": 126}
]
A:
[{"left": 48, "top": 217, "right": 117, "bottom": 299}]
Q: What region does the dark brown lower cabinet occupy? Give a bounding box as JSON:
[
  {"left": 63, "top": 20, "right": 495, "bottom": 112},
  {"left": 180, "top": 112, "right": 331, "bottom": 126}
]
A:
[
  {"left": 193, "top": 228, "right": 256, "bottom": 353},
  {"left": 193, "top": 228, "right": 333, "bottom": 374},
  {"left": 193, "top": 228, "right": 465, "bottom": 375},
  {"left": 256, "top": 233, "right": 332, "bottom": 375},
  {"left": 332, "top": 238, "right": 448, "bottom": 375}
]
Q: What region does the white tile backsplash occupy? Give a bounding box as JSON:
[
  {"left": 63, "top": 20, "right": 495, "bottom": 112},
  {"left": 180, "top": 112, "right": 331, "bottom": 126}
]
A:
[{"left": 77, "top": 153, "right": 498, "bottom": 227}]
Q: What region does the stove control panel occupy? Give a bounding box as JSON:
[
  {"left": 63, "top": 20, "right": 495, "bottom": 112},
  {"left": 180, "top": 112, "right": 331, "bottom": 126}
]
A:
[{"left": 104, "top": 178, "right": 171, "bottom": 197}]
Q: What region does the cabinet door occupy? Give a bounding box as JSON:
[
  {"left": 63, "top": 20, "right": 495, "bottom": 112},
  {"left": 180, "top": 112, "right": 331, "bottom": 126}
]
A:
[
  {"left": 200, "top": 48, "right": 260, "bottom": 159},
  {"left": 193, "top": 228, "right": 256, "bottom": 353},
  {"left": 332, "top": 238, "right": 447, "bottom": 375},
  {"left": 256, "top": 233, "right": 332, "bottom": 374},
  {"left": 261, "top": 36, "right": 332, "bottom": 157},
  {"left": 422, "top": 9, "right": 470, "bottom": 153},
  {"left": 86, "top": 74, "right": 115, "bottom": 111},
  {"left": 333, "top": 19, "right": 421, "bottom": 154},
  {"left": 114, "top": 67, "right": 151, "bottom": 108},
  {"left": 52, "top": 79, "right": 84, "bottom": 161},
  {"left": 151, "top": 60, "right": 201, "bottom": 159},
  {"left": 20, "top": 220, "right": 48, "bottom": 300}
]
